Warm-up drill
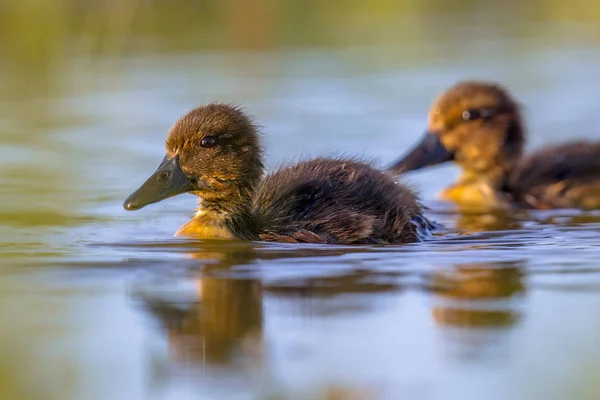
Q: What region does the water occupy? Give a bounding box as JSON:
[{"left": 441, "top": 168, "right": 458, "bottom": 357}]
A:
[{"left": 2, "top": 1, "right": 600, "bottom": 399}]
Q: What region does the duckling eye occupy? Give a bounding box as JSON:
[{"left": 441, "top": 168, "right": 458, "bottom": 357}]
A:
[
  {"left": 461, "top": 109, "right": 481, "bottom": 121},
  {"left": 462, "top": 108, "right": 495, "bottom": 122},
  {"left": 200, "top": 136, "right": 218, "bottom": 148}
]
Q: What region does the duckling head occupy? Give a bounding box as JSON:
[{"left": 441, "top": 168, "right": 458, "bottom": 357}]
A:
[
  {"left": 123, "top": 103, "right": 263, "bottom": 213},
  {"left": 389, "top": 81, "right": 525, "bottom": 183}
]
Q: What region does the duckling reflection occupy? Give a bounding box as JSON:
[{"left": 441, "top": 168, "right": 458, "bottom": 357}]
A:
[
  {"left": 134, "top": 242, "right": 396, "bottom": 366},
  {"left": 264, "top": 269, "right": 404, "bottom": 316},
  {"left": 134, "top": 244, "right": 263, "bottom": 366},
  {"left": 144, "top": 277, "right": 262, "bottom": 365},
  {"left": 389, "top": 81, "right": 600, "bottom": 210},
  {"left": 427, "top": 261, "right": 525, "bottom": 328},
  {"left": 429, "top": 205, "right": 523, "bottom": 234},
  {"left": 124, "top": 103, "right": 432, "bottom": 244},
  {"left": 453, "top": 211, "right": 520, "bottom": 233}
]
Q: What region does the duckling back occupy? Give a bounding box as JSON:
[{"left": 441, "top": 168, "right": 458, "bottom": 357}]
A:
[
  {"left": 251, "top": 158, "right": 426, "bottom": 244},
  {"left": 507, "top": 141, "right": 600, "bottom": 209}
]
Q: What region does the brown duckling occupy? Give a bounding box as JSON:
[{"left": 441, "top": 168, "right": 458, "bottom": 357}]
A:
[
  {"left": 123, "top": 103, "right": 430, "bottom": 244},
  {"left": 388, "top": 80, "right": 600, "bottom": 210}
]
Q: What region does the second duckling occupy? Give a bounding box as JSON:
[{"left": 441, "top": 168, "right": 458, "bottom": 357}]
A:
[
  {"left": 124, "top": 104, "right": 430, "bottom": 244},
  {"left": 389, "top": 81, "right": 600, "bottom": 210}
]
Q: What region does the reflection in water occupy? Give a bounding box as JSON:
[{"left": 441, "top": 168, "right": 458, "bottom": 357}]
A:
[
  {"left": 429, "top": 261, "right": 525, "bottom": 328},
  {"left": 133, "top": 243, "right": 406, "bottom": 367},
  {"left": 453, "top": 211, "right": 522, "bottom": 233},
  {"left": 130, "top": 244, "right": 404, "bottom": 399},
  {"left": 131, "top": 247, "right": 532, "bottom": 394},
  {"left": 265, "top": 269, "right": 402, "bottom": 297},
  {"left": 134, "top": 244, "right": 264, "bottom": 366},
  {"left": 427, "top": 261, "right": 525, "bottom": 364},
  {"left": 264, "top": 268, "right": 404, "bottom": 318},
  {"left": 145, "top": 276, "right": 263, "bottom": 365},
  {"left": 428, "top": 198, "right": 600, "bottom": 236},
  {"left": 428, "top": 204, "right": 525, "bottom": 234}
]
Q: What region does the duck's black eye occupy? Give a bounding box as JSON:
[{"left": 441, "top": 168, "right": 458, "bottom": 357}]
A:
[
  {"left": 462, "top": 108, "right": 495, "bottom": 122},
  {"left": 461, "top": 109, "right": 481, "bottom": 121},
  {"left": 200, "top": 136, "right": 218, "bottom": 148}
]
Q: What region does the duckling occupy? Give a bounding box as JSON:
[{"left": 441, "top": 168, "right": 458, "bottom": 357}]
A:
[
  {"left": 124, "top": 103, "right": 430, "bottom": 244},
  {"left": 388, "top": 80, "right": 600, "bottom": 210}
]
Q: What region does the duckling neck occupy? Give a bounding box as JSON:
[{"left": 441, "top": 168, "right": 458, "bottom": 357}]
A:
[
  {"left": 174, "top": 197, "right": 258, "bottom": 240},
  {"left": 440, "top": 167, "right": 513, "bottom": 210}
]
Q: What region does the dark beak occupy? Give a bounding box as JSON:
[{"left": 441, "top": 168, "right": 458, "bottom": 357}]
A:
[
  {"left": 388, "top": 131, "right": 454, "bottom": 173},
  {"left": 123, "top": 155, "right": 194, "bottom": 211}
]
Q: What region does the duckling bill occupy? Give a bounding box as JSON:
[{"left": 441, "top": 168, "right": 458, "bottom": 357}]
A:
[
  {"left": 389, "top": 81, "right": 600, "bottom": 210},
  {"left": 124, "top": 103, "right": 431, "bottom": 244},
  {"left": 124, "top": 155, "right": 194, "bottom": 210}
]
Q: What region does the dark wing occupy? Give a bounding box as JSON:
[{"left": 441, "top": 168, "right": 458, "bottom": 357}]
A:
[
  {"left": 252, "top": 158, "right": 424, "bottom": 244},
  {"left": 258, "top": 230, "right": 331, "bottom": 244},
  {"left": 507, "top": 141, "right": 600, "bottom": 209}
]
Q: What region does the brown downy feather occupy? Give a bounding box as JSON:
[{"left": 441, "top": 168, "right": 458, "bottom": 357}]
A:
[
  {"left": 508, "top": 141, "right": 600, "bottom": 209},
  {"left": 253, "top": 158, "right": 423, "bottom": 244}
]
